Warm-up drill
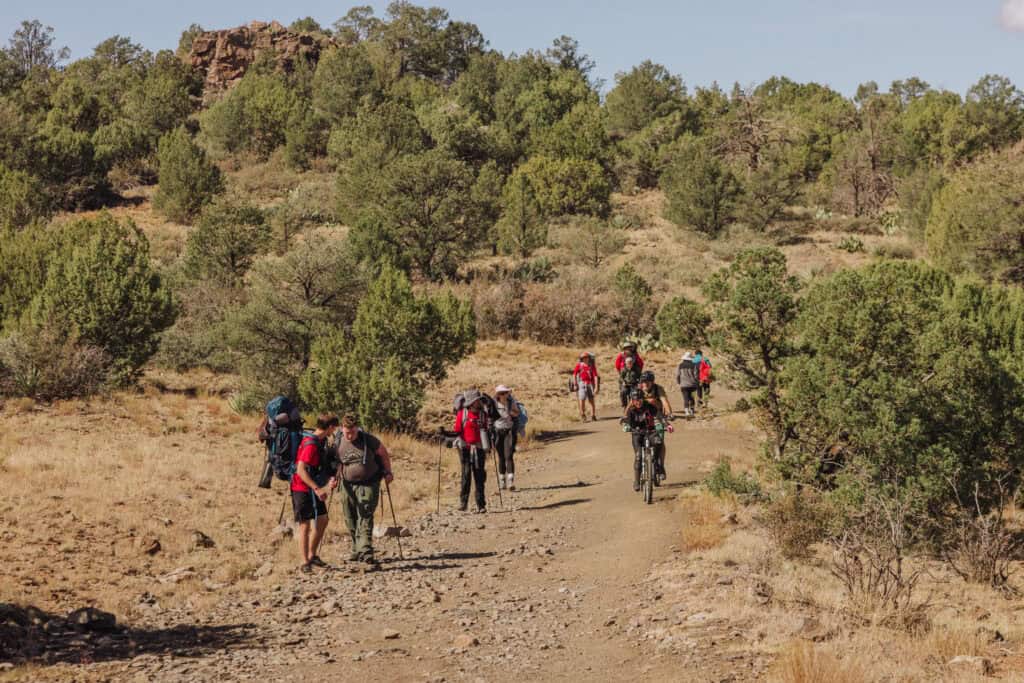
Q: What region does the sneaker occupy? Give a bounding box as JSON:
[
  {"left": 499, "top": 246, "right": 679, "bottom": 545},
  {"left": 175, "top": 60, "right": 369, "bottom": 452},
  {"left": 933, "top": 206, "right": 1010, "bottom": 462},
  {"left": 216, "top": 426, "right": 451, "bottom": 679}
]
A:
[
  {"left": 458, "top": 501, "right": 468, "bottom": 512},
  {"left": 507, "top": 474, "right": 516, "bottom": 492},
  {"left": 633, "top": 481, "right": 641, "bottom": 492},
  {"left": 362, "top": 553, "right": 379, "bottom": 566},
  {"left": 591, "top": 414, "right": 598, "bottom": 422},
  {"left": 309, "top": 556, "right": 328, "bottom": 568},
  {"left": 475, "top": 506, "right": 487, "bottom": 514},
  {"left": 498, "top": 474, "right": 506, "bottom": 490},
  {"left": 300, "top": 562, "right": 312, "bottom": 574},
  {"left": 348, "top": 551, "right": 361, "bottom": 562}
]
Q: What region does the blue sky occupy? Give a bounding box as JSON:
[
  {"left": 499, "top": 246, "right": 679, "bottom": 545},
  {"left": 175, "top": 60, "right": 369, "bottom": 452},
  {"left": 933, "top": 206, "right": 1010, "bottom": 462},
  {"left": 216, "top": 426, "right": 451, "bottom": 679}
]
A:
[{"left": 2, "top": 1, "right": 1022, "bottom": 96}]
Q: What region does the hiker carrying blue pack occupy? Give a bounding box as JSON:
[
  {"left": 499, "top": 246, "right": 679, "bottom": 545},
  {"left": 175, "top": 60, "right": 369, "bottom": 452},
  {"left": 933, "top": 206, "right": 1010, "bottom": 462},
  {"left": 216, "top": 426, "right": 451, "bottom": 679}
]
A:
[{"left": 492, "top": 385, "right": 525, "bottom": 491}]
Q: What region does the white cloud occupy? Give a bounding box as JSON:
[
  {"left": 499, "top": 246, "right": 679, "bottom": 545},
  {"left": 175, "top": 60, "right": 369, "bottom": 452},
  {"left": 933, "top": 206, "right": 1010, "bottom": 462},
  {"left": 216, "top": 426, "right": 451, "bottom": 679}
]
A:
[{"left": 1001, "top": 0, "right": 1024, "bottom": 31}]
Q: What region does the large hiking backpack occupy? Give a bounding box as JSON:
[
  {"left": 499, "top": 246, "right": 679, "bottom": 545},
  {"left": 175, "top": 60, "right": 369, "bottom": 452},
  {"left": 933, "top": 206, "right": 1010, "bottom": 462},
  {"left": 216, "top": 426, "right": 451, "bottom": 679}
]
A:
[
  {"left": 258, "top": 396, "right": 304, "bottom": 486},
  {"left": 514, "top": 399, "right": 528, "bottom": 437}
]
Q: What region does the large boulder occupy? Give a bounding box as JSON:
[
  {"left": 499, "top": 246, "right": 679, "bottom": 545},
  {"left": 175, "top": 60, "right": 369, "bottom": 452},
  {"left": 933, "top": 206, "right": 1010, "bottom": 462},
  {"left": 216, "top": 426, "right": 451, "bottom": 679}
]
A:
[{"left": 188, "top": 21, "right": 334, "bottom": 102}]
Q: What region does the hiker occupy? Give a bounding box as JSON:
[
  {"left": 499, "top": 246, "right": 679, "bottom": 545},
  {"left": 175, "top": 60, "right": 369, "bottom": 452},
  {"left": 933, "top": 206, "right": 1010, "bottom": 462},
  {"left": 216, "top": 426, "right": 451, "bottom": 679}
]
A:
[
  {"left": 676, "top": 351, "right": 701, "bottom": 417},
  {"left": 638, "top": 370, "right": 674, "bottom": 417},
  {"left": 335, "top": 414, "right": 394, "bottom": 565},
  {"left": 620, "top": 389, "right": 666, "bottom": 489},
  {"left": 452, "top": 388, "right": 490, "bottom": 512},
  {"left": 618, "top": 354, "right": 642, "bottom": 409},
  {"left": 614, "top": 341, "right": 645, "bottom": 372},
  {"left": 572, "top": 352, "right": 600, "bottom": 422},
  {"left": 694, "top": 350, "right": 713, "bottom": 405},
  {"left": 493, "top": 385, "right": 521, "bottom": 491},
  {"left": 291, "top": 413, "right": 339, "bottom": 573}
]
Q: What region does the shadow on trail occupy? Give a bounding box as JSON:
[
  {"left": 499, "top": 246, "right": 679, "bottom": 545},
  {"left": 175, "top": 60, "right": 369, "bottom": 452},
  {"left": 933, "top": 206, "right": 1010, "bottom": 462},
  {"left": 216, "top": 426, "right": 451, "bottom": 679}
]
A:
[
  {"left": 516, "top": 481, "right": 593, "bottom": 492},
  {"left": 0, "top": 603, "right": 253, "bottom": 667},
  {"left": 514, "top": 497, "right": 592, "bottom": 512},
  {"left": 658, "top": 480, "right": 700, "bottom": 490},
  {"left": 381, "top": 551, "right": 496, "bottom": 563},
  {"left": 532, "top": 429, "right": 594, "bottom": 445}
]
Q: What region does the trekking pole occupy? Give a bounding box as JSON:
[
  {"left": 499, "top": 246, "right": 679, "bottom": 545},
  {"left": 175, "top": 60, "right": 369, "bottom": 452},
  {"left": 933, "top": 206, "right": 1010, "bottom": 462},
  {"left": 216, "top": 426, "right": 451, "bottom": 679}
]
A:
[
  {"left": 491, "top": 449, "right": 504, "bottom": 509},
  {"left": 277, "top": 489, "right": 287, "bottom": 525},
  {"left": 384, "top": 480, "right": 404, "bottom": 560},
  {"left": 436, "top": 439, "right": 443, "bottom": 514},
  {"left": 312, "top": 486, "right": 335, "bottom": 558}
]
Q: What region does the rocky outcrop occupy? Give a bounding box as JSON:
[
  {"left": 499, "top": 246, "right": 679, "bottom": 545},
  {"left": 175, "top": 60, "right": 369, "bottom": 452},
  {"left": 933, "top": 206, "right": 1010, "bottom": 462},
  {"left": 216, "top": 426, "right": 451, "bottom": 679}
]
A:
[{"left": 188, "top": 21, "right": 333, "bottom": 102}]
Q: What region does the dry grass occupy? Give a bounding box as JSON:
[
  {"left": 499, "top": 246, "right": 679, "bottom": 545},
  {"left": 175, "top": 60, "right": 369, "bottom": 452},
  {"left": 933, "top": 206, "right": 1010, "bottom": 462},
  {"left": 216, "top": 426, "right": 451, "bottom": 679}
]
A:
[
  {"left": 678, "top": 492, "right": 730, "bottom": 552},
  {"left": 770, "top": 642, "right": 868, "bottom": 683}
]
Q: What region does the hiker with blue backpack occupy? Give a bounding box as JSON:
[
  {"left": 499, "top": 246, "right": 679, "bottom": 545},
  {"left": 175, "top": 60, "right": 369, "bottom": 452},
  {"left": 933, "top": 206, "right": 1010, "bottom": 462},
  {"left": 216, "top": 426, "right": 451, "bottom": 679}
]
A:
[
  {"left": 493, "top": 385, "right": 523, "bottom": 491},
  {"left": 291, "top": 413, "right": 340, "bottom": 573}
]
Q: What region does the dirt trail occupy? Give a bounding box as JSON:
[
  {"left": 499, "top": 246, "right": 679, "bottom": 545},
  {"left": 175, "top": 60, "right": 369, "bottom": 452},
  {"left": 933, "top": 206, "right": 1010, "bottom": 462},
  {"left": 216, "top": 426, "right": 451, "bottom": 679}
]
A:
[{"left": 29, "top": 405, "right": 760, "bottom": 682}]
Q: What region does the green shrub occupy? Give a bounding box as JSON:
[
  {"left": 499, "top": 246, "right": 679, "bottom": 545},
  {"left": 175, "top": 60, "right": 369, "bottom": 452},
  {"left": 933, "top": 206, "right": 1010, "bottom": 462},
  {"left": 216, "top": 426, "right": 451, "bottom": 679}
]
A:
[
  {"left": 835, "top": 235, "right": 865, "bottom": 253},
  {"left": 512, "top": 155, "right": 611, "bottom": 218},
  {"left": 300, "top": 264, "right": 476, "bottom": 430},
  {"left": 153, "top": 127, "right": 223, "bottom": 223},
  {"left": 26, "top": 214, "right": 176, "bottom": 384},
  {"left": 656, "top": 296, "right": 710, "bottom": 348},
  {"left": 733, "top": 397, "right": 751, "bottom": 412},
  {"left": 873, "top": 242, "right": 915, "bottom": 260},
  {"left": 704, "top": 458, "right": 763, "bottom": 502},
  {"left": 0, "top": 163, "right": 51, "bottom": 230},
  {"left": 184, "top": 200, "right": 269, "bottom": 285},
  {"left": 200, "top": 72, "right": 295, "bottom": 159},
  {"left": 661, "top": 136, "right": 741, "bottom": 236}
]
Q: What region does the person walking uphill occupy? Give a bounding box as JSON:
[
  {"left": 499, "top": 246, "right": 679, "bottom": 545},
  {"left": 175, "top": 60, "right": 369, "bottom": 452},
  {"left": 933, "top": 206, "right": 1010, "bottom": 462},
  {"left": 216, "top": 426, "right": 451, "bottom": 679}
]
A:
[
  {"left": 452, "top": 389, "right": 490, "bottom": 512},
  {"left": 573, "top": 352, "right": 600, "bottom": 422},
  {"left": 291, "top": 414, "right": 339, "bottom": 573},
  {"left": 493, "top": 385, "right": 521, "bottom": 491},
  {"left": 335, "top": 414, "right": 394, "bottom": 565},
  {"left": 676, "top": 352, "right": 701, "bottom": 417}
]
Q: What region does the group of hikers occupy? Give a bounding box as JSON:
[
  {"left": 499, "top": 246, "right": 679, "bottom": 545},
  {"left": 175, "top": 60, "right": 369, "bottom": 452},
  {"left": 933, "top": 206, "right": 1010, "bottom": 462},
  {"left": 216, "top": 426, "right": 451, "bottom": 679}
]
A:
[
  {"left": 260, "top": 343, "right": 710, "bottom": 573},
  {"left": 572, "top": 342, "right": 713, "bottom": 490},
  {"left": 259, "top": 386, "right": 527, "bottom": 573}
]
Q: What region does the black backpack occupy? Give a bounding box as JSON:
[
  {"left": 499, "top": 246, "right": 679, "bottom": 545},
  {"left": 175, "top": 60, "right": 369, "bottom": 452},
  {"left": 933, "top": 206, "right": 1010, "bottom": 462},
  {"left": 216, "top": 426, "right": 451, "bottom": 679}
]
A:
[{"left": 257, "top": 395, "right": 304, "bottom": 488}]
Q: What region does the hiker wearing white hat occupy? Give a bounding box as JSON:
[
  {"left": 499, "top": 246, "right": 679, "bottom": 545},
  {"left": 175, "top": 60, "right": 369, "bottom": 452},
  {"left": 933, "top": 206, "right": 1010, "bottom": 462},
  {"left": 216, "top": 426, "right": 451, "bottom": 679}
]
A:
[
  {"left": 676, "top": 351, "right": 700, "bottom": 417},
  {"left": 492, "top": 385, "right": 522, "bottom": 490}
]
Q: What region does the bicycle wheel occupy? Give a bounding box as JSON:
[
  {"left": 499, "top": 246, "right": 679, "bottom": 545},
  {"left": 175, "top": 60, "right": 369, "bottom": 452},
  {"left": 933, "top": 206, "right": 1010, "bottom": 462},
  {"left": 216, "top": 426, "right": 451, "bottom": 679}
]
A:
[{"left": 643, "top": 447, "right": 654, "bottom": 504}]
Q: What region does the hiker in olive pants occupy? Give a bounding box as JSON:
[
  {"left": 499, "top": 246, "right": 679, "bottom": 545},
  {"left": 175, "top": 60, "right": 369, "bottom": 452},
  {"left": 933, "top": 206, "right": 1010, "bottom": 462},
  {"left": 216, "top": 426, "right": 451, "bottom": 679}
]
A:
[{"left": 334, "top": 414, "right": 394, "bottom": 565}]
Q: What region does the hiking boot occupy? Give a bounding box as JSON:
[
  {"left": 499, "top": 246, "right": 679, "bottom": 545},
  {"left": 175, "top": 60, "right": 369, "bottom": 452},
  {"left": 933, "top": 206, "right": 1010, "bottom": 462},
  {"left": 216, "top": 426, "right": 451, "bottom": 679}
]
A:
[
  {"left": 348, "top": 551, "right": 361, "bottom": 562},
  {"left": 507, "top": 474, "right": 516, "bottom": 491},
  {"left": 474, "top": 506, "right": 487, "bottom": 514},
  {"left": 591, "top": 414, "right": 599, "bottom": 422},
  {"left": 458, "top": 500, "right": 468, "bottom": 512},
  {"left": 362, "top": 553, "right": 379, "bottom": 566},
  {"left": 633, "top": 480, "right": 641, "bottom": 492},
  {"left": 300, "top": 562, "right": 313, "bottom": 574},
  {"left": 309, "top": 556, "right": 328, "bottom": 568}
]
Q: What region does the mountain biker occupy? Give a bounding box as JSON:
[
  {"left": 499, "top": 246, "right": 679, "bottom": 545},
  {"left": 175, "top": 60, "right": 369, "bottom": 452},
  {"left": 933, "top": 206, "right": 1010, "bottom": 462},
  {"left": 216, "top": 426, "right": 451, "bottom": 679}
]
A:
[
  {"left": 572, "top": 352, "right": 600, "bottom": 422},
  {"left": 620, "top": 389, "right": 671, "bottom": 488},
  {"left": 618, "top": 354, "right": 642, "bottom": 409},
  {"left": 676, "top": 351, "right": 700, "bottom": 417},
  {"left": 638, "top": 370, "right": 673, "bottom": 417},
  {"left": 614, "top": 341, "right": 644, "bottom": 372}
]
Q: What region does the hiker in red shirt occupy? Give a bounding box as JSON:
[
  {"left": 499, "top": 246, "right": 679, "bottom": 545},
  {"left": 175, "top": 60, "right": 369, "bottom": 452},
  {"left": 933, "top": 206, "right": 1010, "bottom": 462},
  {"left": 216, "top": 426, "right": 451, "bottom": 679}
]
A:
[
  {"left": 572, "top": 352, "right": 600, "bottom": 422},
  {"left": 452, "top": 388, "right": 490, "bottom": 512},
  {"left": 291, "top": 413, "right": 339, "bottom": 573},
  {"left": 614, "top": 341, "right": 644, "bottom": 373}
]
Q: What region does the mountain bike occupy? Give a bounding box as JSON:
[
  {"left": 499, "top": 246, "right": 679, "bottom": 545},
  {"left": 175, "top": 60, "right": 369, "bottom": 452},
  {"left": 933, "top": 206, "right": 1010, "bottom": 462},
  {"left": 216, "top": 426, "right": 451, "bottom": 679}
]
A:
[{"left": 625, "top": 423, "right": 670, "bottom": 505}]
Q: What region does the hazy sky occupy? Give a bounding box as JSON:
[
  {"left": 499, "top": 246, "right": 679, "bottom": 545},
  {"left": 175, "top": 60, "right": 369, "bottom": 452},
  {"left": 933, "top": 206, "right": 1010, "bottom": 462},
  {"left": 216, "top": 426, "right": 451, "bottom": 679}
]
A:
[{"left": 3, "top": 0, "right": 1022, "bottom": 96}]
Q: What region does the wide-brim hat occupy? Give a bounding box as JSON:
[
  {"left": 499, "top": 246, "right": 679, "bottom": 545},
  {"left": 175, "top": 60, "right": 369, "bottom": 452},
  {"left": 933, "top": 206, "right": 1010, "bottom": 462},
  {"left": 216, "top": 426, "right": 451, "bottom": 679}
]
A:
[
  {"left": 681, "top": 352, "right": 693, "bottom": 361},
  {"left": 463, "top": 388, "right": 482, "bottom": 404},
  {"left": 494, "top": 384, "right": 512, "bottom": 394}
]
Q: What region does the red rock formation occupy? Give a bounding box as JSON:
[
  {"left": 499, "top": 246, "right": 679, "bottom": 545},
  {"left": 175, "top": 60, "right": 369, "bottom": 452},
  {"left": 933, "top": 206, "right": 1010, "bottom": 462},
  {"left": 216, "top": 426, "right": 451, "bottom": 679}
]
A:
[{"left": 188, "top": 21, "right": 333, "bottom": 101}]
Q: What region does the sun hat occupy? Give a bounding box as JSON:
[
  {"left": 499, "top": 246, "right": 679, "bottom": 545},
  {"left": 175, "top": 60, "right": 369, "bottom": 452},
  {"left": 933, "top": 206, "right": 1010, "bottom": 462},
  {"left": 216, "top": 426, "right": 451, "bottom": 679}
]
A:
[
  {"left": 495, "top": 384, "right": 512, "bottom": 394},
  {"left": 463, "top": 388, "right": 482, "bottom": 404}
]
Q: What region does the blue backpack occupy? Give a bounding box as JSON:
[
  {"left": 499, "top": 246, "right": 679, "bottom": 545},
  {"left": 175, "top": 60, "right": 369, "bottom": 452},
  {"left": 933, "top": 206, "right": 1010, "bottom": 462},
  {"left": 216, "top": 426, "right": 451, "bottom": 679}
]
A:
[
  {"left": 259, "top": 396, "right": 304, "bottom": 482},
  {"left": 515, "top": 399, "right": 528, "bottom": 437}
]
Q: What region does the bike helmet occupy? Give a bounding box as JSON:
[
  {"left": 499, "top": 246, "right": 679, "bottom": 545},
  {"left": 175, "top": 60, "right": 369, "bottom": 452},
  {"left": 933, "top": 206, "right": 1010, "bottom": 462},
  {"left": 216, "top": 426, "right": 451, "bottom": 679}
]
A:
[
  {"left": 640, "top": 371, "right": 655, "bottom": 383},
  {"left": 628, "top": 389, "right": 643, "bottom": 401}
]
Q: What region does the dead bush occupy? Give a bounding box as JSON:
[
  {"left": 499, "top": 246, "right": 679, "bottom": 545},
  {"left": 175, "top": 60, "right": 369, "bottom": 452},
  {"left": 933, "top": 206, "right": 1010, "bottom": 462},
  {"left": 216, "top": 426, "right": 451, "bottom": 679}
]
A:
[
  {"left": 472, "top": 280, "right": 526, "bottom": 340},
  {"left": 942, "top": 484, "right": 1020, "bottom": 591},
  {"left": 0, "top": 326, "right": 110, "bottom": 400},
  {"left": 829, "top": 494, "right": 930, "bottom": 632},
  {"left": 519, "top": 274, "right": 624, "bottom": 346},
  {"left": 761, "top": 489, "right": 831, "bottom": 560}
]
